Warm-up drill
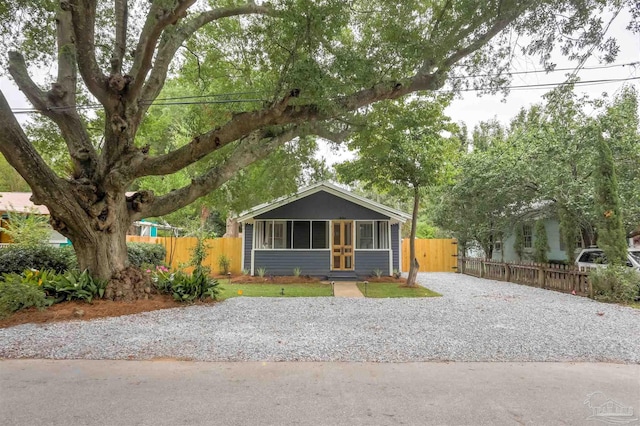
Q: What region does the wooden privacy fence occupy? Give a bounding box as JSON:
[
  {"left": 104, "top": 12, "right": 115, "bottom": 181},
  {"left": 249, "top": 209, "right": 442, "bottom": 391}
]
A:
[
  {"left": 458, "top": 257, "right": 592, "bottom": 297},
  {"left": 402, "top": 238, "right": 458, "bottom": 272},
  {"left": 126, "top": 236, "right": 242, "bottom": 275}
]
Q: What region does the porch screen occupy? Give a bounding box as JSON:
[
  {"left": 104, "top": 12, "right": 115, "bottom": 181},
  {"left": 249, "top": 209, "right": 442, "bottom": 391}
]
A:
[
  {"left": 254, "top": 220, "right": 329, "bottom": 249},
  {"left": 356, "top": 221, "right": 389, "bottom": 249}
]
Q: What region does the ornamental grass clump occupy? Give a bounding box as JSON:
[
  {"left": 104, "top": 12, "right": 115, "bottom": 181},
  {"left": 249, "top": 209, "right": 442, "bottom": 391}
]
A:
[{"left": 589, "top": 266, "right": 640, "bottom": 303}]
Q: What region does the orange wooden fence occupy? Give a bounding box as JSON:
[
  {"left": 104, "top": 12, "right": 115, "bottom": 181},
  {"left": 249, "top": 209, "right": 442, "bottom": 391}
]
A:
[
  {"left": 126, "top": 236, "right": 242, "bottom": 275},
  {"left": 401, "top": 238, "right": 458, "bottom": 272}
]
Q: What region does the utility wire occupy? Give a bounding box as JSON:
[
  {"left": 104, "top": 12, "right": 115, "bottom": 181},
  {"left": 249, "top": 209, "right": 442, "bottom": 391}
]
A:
[{"left": 10, "top": 75, "right": 639, "bottom": 115}]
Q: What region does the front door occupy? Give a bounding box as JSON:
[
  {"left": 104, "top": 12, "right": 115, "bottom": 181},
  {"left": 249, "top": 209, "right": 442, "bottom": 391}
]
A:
[{"left": 332, "top": 220, "right": 354, "bottom": 270}]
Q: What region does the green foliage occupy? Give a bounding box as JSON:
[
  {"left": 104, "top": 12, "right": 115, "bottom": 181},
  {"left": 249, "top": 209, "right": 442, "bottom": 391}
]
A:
[
  {"left": 0, "top": 208, "right": 51, "bottom": 247},
  {"left": 127, "top": 243, "right": 166, "bottom": 268},
  {"left": 42, "top": 270, "right": 107, "bottom": 303},
  {"left": 372, "top": 269, "right": 384, "bottom": 278},
  {"left": 434, "top": 86, "right": 640, "bottom": 255},
  {"left": 0, "top": 154, "right": 29, "bottom": 191},
  {"left": 589, "top": 266, "right": 640, "bottom": 303},
  {"left": 165, "top": 269, "right": 220, "bottom": 303},
  {"left": 0, "top": 272, "right": 51, "bottom": 318},
  {"left": 293, "top": 267, "right": 302, "bottom": 277},
  {"left": 218, "top": 254, "right": 231, "bottom": 275},
  {"left": 533, "top": 220, "right": 549, "bottom": 263},
  {"left": 594, "top": 133, "right": 628, "bottom": 266},
  {"left": 257, "top": 267, "right": 267, "bottom": 278},
  {"left": 0, "top": 245, "right": 73, "bottom": 275}
]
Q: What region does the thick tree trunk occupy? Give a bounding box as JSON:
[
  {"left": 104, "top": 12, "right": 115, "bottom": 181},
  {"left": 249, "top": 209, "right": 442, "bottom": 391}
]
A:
[
  {"left": 406, "top": 187, "right": 420, "bottom": 288},
  {"left": 50, "top": 191, "right": 150, "bottom": 301}
]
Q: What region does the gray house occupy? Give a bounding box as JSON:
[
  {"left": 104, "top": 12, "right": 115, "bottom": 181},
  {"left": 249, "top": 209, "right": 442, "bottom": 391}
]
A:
[{"left": 237, "top": 182, "right": 410, "bottom": 279}]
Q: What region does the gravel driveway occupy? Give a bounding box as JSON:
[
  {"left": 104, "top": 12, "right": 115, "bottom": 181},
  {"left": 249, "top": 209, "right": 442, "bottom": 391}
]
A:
[{"left": 1, "top": 273, "right": 639, "bottom": 362}]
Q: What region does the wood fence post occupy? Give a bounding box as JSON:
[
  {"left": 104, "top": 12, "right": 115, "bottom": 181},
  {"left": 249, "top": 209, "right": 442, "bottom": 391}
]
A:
[
  {"left": 537, "top": 263, "right": 546, "bottom": 288},
  {"left": 588, "top": 278, "right": 593, "bottom": 299},
  {"left": 505, "top": 263, "right": 511, "bottom": 282},
  {"left": 480, "top": 260, "right": 485, "bottom": 278}
]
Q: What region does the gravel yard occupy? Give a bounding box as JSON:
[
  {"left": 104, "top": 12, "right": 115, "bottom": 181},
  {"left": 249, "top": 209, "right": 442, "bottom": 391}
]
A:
[{"left": 1, "top": 273, "right": 639, "bottom": 362}]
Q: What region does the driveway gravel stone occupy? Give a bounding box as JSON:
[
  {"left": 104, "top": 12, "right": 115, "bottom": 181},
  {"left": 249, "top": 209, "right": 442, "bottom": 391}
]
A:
[{"left": 1, "top": 273, "right": 639, "bottom": 362}]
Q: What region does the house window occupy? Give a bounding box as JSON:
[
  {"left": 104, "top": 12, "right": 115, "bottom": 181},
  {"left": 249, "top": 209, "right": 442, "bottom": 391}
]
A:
[
  {"left": 494, "top": 240, "right": 502, "bottom": 252},
  {"left": 292, "top": 221, "right": 310, "bottom": 249},
  {"left": 523, "top": 224, "right": 533, "bottom": 249},
  {"left": 559, "top": 231, "right": 584, "bottom": 251},
  {"left": 377, "top": 221, "right": 389, "bottom": 249},
  {"left": 312, "top": 221, "right": 329, "bottom": 249},
  {"left": 356, "top": 221, "right": 389, "bottom": 249},
  {"left": 254, "top": 220, "right": 329, "bottom": 250},
  {"left": 357, "top": 222, "right": 374, "bottom": 249}
]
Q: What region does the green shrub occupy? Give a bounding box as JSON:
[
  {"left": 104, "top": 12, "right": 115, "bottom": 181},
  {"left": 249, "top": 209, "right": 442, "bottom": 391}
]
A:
[
  {"left": 42, "top": 270, "right": 107, "bottom": 303},
  {"left": 127, "top": 243, "right": 166, "bottom": 268},
  {"left": 0, "top": 273, "right": 52, "bottom": 318},
  {"left": 0, "top": 245, "right": 74, "bottom": 275},
  {"left": 589, "top": 266, "right": 640, "bottom": 303},
  {"left": 160, "top": 269, "right": 219, "bottom": 303},
  {"left": 218, "top": 254, "right": 231, "bottom": 275}
]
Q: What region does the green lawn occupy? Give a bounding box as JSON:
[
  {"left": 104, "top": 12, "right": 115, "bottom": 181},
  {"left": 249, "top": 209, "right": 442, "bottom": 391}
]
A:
[
  {"left": 356, "top": 282, "right": 441, "bottom": 298},
  {"left": 218, "top": 283, "right": 333, "bottom": 300}
]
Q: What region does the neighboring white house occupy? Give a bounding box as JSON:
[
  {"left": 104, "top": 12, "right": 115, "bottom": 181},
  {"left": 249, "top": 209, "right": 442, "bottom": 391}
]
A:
[
  {"left": 0, "top": 192, "right": 70, "bottom": 247},
  {"left": 491, "top": 218, "right": 584, "bottom": 263}
]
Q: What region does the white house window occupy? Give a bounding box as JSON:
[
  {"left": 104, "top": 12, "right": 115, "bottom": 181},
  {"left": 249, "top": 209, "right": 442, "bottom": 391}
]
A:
[
  {"left": 523, "top": 224, "right": 533, "bottom": 249},
  {"left": 356, "top": 221, "right": 389, "bottom": 249},
  {"left": 254, "top": 220, "right": 329, "bottom": 249},
  {"left": 494, "top": 240, "right": 502, "bottom": 252}
]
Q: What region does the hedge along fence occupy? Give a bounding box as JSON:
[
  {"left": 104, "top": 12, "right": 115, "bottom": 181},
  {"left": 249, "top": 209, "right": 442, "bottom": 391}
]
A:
[
  {"left": 458, "top": 257, "right": 592, "bottom": 297},
  {"left": 126, "top": 236, "right": 242, "bottom": 275}
]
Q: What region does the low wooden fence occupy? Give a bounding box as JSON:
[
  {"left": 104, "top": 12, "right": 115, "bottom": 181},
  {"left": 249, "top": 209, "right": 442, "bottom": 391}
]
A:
[
  {"left": 458, "top": 257, "right": 592, "bottom": 297},
  {"left": 126, "top": 235, "right": 242, "bottom": 275}
]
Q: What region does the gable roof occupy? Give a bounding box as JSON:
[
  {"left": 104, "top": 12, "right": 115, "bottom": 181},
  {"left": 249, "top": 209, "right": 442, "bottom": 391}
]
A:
[
  {"left": 0, "top": 192, "right": 49, "bottom": 215},
  {"left": 236, "top": 182, "right": 411, "bottom": 223}
]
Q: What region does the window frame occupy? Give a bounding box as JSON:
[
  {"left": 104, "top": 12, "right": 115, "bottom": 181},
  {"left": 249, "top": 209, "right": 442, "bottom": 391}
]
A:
[
  {"left": 523, "top": 224, "right": 533, "bottom": 249},
  {"left": 253, "top": 220, "right": 330, "bottom": 250},
  {"left": 355, "top": 220, "right": 390, "bottom": 250}
]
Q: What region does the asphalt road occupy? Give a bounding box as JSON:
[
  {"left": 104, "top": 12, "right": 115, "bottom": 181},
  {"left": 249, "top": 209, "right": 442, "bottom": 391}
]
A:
[{"left": 1, "top": 360, "right": 638, "bottom": 425}]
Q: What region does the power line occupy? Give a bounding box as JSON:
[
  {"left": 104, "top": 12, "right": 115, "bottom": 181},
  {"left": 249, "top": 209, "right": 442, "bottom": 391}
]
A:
[{"left": 10, "top": 75, "right": 639, "bottom": 115}]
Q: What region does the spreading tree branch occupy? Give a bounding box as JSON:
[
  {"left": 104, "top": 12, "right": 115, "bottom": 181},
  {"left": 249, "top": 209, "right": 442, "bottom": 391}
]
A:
[
  {"left": 126, "top": 0, "right": 197, "bottom": 102},
  {"left": 8, "top": 17, "right": 98, "bottom": 178},
  {"left": 134, "top": 126, "right": 303, "bottom": 219},
  {"left": 67, "top": 0, "right": 108, "bottom": 103},
  {"left": 134, "top": 2, "right": 272, "bottom": 121},
  {"left": 0, "top": 91, "right": 66, "bottom": 205},
  {"left": 111, "top": 0, "right": 128, "bottom": 74}
]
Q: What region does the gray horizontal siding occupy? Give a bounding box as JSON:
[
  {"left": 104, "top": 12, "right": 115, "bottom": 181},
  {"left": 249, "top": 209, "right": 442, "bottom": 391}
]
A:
[
  {"left": 256, "top": 191, "right": 388, "bottom": 220},
  {"left": 254, "top": 250, "right": 330, "bottom": 276},
  {"left": 243, "top": 224, "right": 253, "bottom": 271},
  {"left": 355, "top": 251, "right": 391, "bottom": 277},
  {"left": 391, "top": 224, "right": 400, "bottom": 272}
]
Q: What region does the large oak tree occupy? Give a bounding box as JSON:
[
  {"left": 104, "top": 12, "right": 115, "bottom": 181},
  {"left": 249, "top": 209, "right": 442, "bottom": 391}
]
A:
[{"left": 0, "top": 0, "right": 635, "bottom": 298}]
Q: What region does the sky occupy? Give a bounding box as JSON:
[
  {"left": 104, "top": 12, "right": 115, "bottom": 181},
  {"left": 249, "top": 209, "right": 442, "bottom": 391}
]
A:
[{"left": 1, "top": 10, "right": 638, "bottom": 167}]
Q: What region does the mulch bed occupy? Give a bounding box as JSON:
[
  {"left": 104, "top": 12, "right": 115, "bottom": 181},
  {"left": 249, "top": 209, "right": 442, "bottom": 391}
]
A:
[{"left": 1, "top": 275, "right": 406, "bottom": 328}]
